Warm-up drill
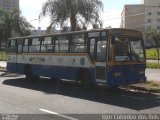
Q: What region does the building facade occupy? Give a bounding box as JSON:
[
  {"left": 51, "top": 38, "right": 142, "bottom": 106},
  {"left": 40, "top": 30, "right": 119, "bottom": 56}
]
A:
[
  {"left": 121, "top": 4, "right": 145, "bottom": 31},
  {"left": 0, "top": 0, "right": 19, "bottom": 11},
  {"left": 121, "top": 0, "right": 160, "bottom": 31}
]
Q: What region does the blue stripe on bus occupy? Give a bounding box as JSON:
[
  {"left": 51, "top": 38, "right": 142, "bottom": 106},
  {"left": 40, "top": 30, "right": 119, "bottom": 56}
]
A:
[
  {"left": 7, "top": 63, "right": 146, "bottom": 87},
  {"left": 7, "top": 63, "right": 95, "bottom": 83}
]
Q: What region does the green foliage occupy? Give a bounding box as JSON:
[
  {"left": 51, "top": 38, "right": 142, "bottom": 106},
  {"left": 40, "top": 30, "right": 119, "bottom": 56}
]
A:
[
  {"left": 0, "top": 8, "right": 34, "bottom": 46},
  {"left": 39, "top": 0, "right": 103, "bottom": 32},
  {"left": 0, "top": 52, "right": 6, "bottom": 61},
  {"left": 145, "top": 29, "right": 160, "bottom": 64},
  {"left": 146, "top": 62, "right": 160, "bottom": 69},
  {"left": 146, "top": 29, "right": 160, "bottom": 47},
  {"left": 146, "top": 49, "right": 158, "bottom": 59}
]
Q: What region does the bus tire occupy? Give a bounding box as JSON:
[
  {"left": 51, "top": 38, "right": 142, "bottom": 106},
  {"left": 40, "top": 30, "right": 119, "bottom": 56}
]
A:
[
  {"left": 78, "top": 70, "right": 93, "bottom": 89},
  {"left": 24, "top": 65, "right": 38, "bottom": 82}
]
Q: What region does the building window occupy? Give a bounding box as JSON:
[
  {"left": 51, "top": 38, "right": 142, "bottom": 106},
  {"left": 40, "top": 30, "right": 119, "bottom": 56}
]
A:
[
  {"left": 157, "top": 19, "right": 160, "bottom": 22},
  {"left": 147, "top": 19, "right": 152, "bottom": 23},
  {"left": 157, "top": 11, "right": 160, "bottom": 15},
  {"left": 157, "top": 26, "right": 160, "bottom": 30},
  {"left": 147, "top": 26, "right": 152, "bottom": 30},
  {"left": 148, "top": 12, "right": 152, "bottom": 16}
]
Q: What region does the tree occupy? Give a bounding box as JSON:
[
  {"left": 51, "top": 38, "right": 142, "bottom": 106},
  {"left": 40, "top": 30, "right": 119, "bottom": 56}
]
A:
[
  {"left": 146, "top": 29, "right": 160, "bottom": 67},
  {"left": 39, "top": 0, "right": 103, "bottom": 32},
  {"left": 0, "top": 8, "right": 34, "bottom": 50}
]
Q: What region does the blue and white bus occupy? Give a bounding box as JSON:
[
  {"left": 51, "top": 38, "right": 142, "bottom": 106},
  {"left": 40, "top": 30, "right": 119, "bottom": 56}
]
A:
[{"left": 7, "top": 28, "right": 146, "bottom": 88}]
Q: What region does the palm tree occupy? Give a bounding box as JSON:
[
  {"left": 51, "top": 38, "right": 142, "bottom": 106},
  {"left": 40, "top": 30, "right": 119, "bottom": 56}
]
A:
[
  {"left": 0, "top": 8, "right": 34, "bottom": 49},
  {"left": 39, "top": 0, "right": 103, "bottom": 31}
]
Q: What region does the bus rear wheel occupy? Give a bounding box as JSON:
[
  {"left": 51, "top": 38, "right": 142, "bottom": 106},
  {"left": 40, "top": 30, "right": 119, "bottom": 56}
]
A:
[
  {"left": 24, "top": 65, "right": 38, "bottom": 82},
  {"left": 78, "top": 70, "right": 94, "bottom": 89}
]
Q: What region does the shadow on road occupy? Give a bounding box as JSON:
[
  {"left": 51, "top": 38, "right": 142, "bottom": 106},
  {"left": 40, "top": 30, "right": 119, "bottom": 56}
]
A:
[{"left": 3, "top": 77, "right": 160, "bottom": 111}]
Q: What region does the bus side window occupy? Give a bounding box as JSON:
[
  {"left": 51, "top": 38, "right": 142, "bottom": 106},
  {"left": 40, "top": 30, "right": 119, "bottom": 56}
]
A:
[
  {"left": 59, "top": 36, "right": 69, "bottom": 53},
  {"left": 29, "top": 38, "right": 41, "bottom": 53},
  {"left": 96, "top": 40, "right": 107, "bottom": 62},
  {"left": 55, "top": 36, "right": 62, "bottom": 53},
  {"left": 23, "top": 39, "right": 29, "bottom": 53},
  {"left": 54, "top": 36, "right": 69, "bottom": 53},
  {"left": 89, "top": 38, "right": 96, "bottom": 61},
  {"left": 17, "top": 39, "right": 23, "bottom": 53},
  {"left": 41, "top": 37, "right": 53, "bottom": 53},
  {"left": 108, "top": 43, "right": 113, "bottom": 62},
  {"left": 71, "top": 34, "right": 86, "bottom": 53},
  {"left": 8, "top": 40, "right": 17, "bottom": 53}
]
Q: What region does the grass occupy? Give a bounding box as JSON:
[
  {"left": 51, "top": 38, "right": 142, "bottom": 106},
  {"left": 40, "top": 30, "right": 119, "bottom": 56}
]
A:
[
  {"left": 0, "top": 52, "right": 7, "bottom": 61},
  {"left": 145, "top": 49, "right": 160, "bottom": 69},
  {"left": 147, "top": 62, "right": 160, "bottom": 69},
  {"left": 128, "top": 81, "right": 160, "bottom": 93},
  {"left": 146, "top": 49, "right": 159, "bottom": 60}
]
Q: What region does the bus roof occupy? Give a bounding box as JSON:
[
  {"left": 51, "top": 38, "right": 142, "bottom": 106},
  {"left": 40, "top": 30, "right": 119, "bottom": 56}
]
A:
[{"left": 8, "top": 28, "right": 142, "bottom": 40}]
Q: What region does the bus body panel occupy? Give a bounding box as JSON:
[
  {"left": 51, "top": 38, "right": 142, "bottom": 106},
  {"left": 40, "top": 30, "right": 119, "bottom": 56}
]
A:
[
  {"left": 7, "top": 62, "right": 96, "bottom": 83},
  {"left": 107, "top": 64, "right": 146, "bottom": 87},
  {"left": 7, "top": 28, "right": 146, "bottom": 88},
  {"left": 7, "top": 53, "right": 96, "bottom": 83}
]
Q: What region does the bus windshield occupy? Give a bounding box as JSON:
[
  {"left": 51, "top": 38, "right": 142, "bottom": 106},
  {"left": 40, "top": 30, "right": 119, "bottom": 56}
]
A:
[{"left": 114, "top": 37, "right": 145, "bottom": 62}]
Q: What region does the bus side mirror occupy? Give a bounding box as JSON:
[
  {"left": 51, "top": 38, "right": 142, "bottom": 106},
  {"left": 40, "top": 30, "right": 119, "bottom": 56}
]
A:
[{"left": 111, "top": 36, "right": 115, "bottom": 44}]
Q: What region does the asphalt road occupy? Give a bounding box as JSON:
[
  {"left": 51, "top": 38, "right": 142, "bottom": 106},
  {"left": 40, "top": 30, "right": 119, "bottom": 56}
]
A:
[{"left": 0, "top": 74, "right": 160, "bottom": 120}]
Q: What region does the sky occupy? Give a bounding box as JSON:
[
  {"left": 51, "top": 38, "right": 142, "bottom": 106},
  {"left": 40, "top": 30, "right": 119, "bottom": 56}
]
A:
[{"left": 19, "top": 0, "right": 142, "bottom": 30}]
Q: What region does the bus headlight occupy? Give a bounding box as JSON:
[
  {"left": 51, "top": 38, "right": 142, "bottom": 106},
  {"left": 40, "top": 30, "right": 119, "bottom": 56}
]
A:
[{"left": 113, "top": 72, "right": 122, "bottom": 77}]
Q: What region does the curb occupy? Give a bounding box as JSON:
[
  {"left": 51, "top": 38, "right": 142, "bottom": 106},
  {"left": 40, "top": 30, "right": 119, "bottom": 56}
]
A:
[
  {"left": 128, "top": 85, "right": 160, "bottom": 93},
  {"left": 128, "top": 85, "right": 148, "bottom": 92}
]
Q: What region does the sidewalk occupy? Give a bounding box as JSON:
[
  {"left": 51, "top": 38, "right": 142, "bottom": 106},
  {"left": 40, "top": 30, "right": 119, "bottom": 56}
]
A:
[
  {"left": 0, "top": 61, "right": 6, "bottom": 68},
  {"left": 147, "top": 60, "right": 159, "bottom": 63},
  {"left": 0, "top": 61, "right": 7, "bottom": 74},
  {"left": 146, "top": 69, "right": 160, "bottom": 81}
]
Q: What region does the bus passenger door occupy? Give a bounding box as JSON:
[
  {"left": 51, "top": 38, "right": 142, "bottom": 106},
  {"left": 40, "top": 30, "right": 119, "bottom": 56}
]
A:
[{"left": 95, "top": 40, "right": 107, "bottom": 83}]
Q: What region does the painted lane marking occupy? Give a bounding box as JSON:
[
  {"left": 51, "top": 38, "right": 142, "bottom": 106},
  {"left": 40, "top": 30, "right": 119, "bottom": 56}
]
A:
[{"left": 39, "top": 108, "right": 79, "bottom": 120}]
